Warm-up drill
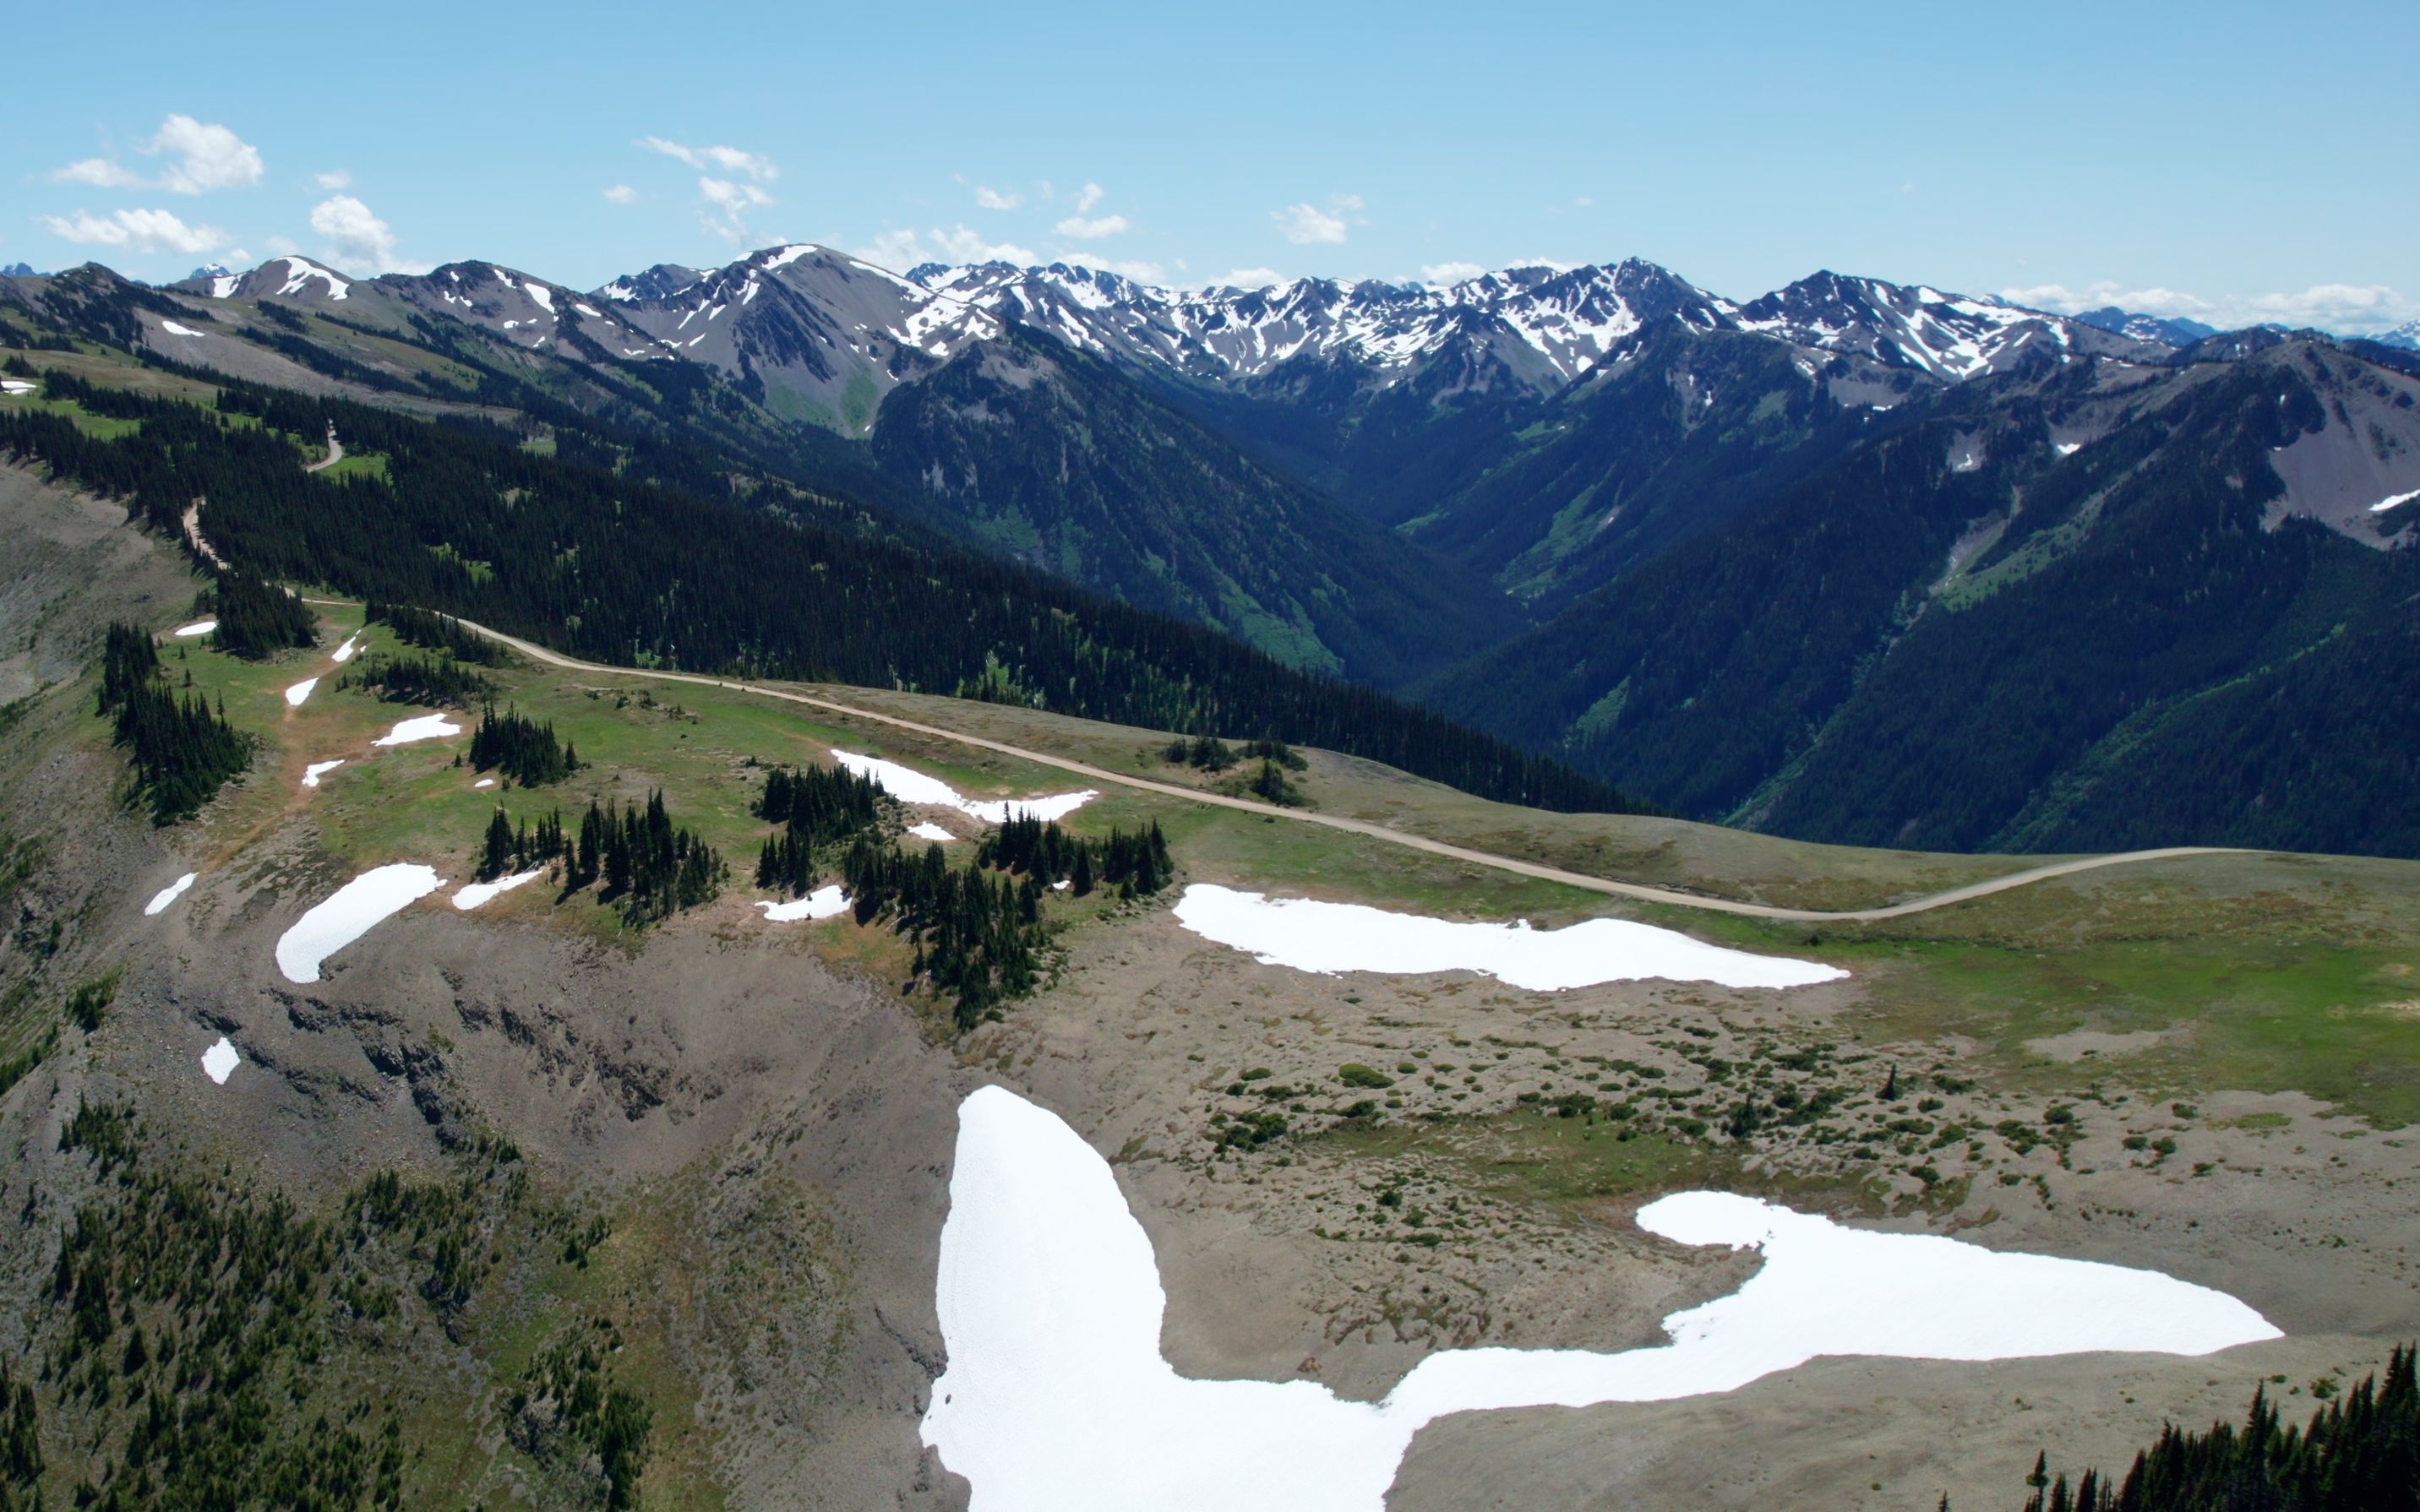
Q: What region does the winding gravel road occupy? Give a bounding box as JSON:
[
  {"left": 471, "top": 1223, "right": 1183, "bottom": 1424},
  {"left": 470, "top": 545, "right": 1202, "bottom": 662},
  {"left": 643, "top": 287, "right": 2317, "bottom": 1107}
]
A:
[{"left": 389, "top": 611, "right": 2242, "bottom": 923}]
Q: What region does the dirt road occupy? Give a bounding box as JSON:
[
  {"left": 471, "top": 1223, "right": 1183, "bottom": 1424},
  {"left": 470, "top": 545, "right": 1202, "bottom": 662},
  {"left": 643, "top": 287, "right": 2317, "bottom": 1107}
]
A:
[{"left": 395, "top": 610, "right": 2243, "bottom": 924}]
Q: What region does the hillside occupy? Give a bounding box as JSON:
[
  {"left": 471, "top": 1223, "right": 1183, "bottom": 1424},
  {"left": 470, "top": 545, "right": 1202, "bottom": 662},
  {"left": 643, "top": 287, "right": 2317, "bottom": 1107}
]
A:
[
  {"left": 2, "top": 430, "right": 2418, "bottom": 1509},
  {"left": 0, "top": 318, "right": 1629, "bottom": 818},
  {"left": 1424, "top": 340, "right": 2420, "bottom": 857}
]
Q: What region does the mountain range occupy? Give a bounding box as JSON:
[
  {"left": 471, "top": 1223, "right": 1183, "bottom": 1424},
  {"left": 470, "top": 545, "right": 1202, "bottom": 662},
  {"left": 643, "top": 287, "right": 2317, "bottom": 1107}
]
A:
[{"left": 8, "top": 242, "right": 2417, "bottom": 857}]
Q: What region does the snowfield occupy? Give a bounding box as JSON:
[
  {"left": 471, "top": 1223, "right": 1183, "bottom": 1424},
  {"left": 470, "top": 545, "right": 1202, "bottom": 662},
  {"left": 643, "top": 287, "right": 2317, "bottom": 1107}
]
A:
[
  {"left": 331, "top": 634, "right": 360, "bottom": 663},
  {"left": 200, "top": 1036, "right": 240, "bottom": 1085},
  {"left": 908, "top": 822, "right": 957, "bottom": 841},
  {"left": 2370, "top": 489, "right": 2419, "bottom": 514},
  {"left": 161, "top": 320, "right": 207, "bottom": 337},
  {"left": 920, "top": 1086, "right": 2279, "bottom": 1512},
  {"left": 302, "top": 759, "right": 346, "bottom": 787},
  {"left": 285, "top": 677, "right": 319, "bottom": 707},
  {"left": 1170, "top": 884, "right": 1845, "bottom": 992},
  {"left": 275, "top": 864, "right": 442, "bottom": 982},
  {"left": 453, "top": 869, "right": 545, "bottom": 910},
  {"left": 144, "top": 873, "right": 197, "bottom": 916},
  {"left": 373, "top": 714, "right": 463, "bottom": 747},
  {"left": 172, "top": 619, "right": 217, "bottom": 637},
  {"left": 832, "top": 749, "right": 1098, "bottom": 824},
  {"left": 755, "top": 885, "right": 851, "bottom": 922}
]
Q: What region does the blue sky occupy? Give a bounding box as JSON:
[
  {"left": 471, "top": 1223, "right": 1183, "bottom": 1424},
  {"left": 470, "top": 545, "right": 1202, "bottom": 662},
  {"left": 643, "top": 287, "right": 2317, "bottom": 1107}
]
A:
[{"left": 9, "top": 0, "right": 2414, "bottom": 331}]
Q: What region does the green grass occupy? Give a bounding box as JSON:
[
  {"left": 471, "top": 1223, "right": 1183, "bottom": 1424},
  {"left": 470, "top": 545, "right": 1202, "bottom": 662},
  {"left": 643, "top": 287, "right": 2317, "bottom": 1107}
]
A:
[
  {"left": 320, "top": 449, "right": 391, "bottom": 482},
  {"left": 1315, "top": 1109, "right": 1891, "bottom": 1217},
  {"left": 6, "top": 393, "right": 140, "bottom": 438},
  {"left": 146, "top": 600, "right": 2420, "bottom": 1129}
]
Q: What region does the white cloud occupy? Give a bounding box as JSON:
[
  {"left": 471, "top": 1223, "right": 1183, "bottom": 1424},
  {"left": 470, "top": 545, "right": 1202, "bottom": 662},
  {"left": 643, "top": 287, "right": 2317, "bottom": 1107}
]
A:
[
  {"left": 308, "top": 193, "right": 427, "bottom": 274},
  {"left": 973, "top": 184, "right": 1022, "bottom": 210},
  {"left": 49, "top": 115, "right": 263, "bottom": 196},
  {"left": 2000, "top": 279, "right": 2417, "bottom": 334},
  {"left": 1054, "top": 212, "right": 1128, "bottom": 239},
  {"left": 1420, "top": 260, "right": 1485, "bottom": 286},
  {"left": 1272, "top": 193, "right": 1363, "bottom": 246},
  {"left": 698, "top": 177, "right": 775, "bottom": 241},
  {"left": 41, "top": 207, "right": 226, "bottom": 255},
  {"left": 1074, "top": 182, "right": 1104, "bottom": 214},
  {"left": 315, "top": 170, "right": 352, "bottom": 190},
  {"left": 149, "top": 116, "right": 264, "bottom": 193},
  {"left": 52, "top": 157, "right": 143, "bottom": 189},
  {"left": 1202, "top": 267, "right": 1284, "bottom": 291},
  {"left": 639, "top": 136, "right": 776, "bottom": 181},
  {"left": 858, "top": 225, "right": 1038, "bottom": 270},
  {"left": 603, "top": 183, "right": 637, "bottom": 205},
  {"left": 1065, "top": 256, "right": 1164, "bottom": 284}
]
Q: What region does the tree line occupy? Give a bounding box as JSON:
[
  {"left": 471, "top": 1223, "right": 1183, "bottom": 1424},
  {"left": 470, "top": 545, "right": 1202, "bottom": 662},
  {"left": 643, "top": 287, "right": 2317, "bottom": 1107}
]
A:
[
  {"left": 753, "top": 762, "right": 889, "bottom": 896},
  {"left": 339, "top": 650, "right": 495, "bottom": 708},
  {"left": 205, "top": 570, "right": 316, "bottom": 660},
  {"left": 468, "top": 703, "right": 578, "bottom": 786},
  {"left": 1996, "top": 1346, "right": 2420, "bottom": 1512},
  {"left": 97, "top": 623, "right": 248, "bottom": 824}
]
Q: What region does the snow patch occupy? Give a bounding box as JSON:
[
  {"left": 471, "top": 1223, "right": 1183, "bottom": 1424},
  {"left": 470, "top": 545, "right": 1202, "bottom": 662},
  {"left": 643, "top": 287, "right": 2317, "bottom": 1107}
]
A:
[
  {"left": 373, "top": 714, "right": 463, "bottom": 747},
  {"left": 201, "top": 1036, "right": 240, "bottom": 1085},
  {"left": 920, "top": 1086, "right": 2279, "bottom": 1512},
  {"left": 285, "top": 677, "right": 319, "bottom": 707},
  {"left": 755, "top": 885, "right": 851, "bottom": 922},
  {"left": 172, "top": 619, "right": 217, "bottom": 637},
  {"left": 453, "top": 869, "right": 545, "bottom": 910},
  {"left": 2369, "top": 489, "right": 2420, "bottom": 514},
  {"left": 1170, "top": 884, "right": 1845, "bottom": 992},
  {"left": 302, "top": 759, "right": 345, "bottom": 788},
  {"left": 144, "top": 873, "right": 197, "bottom": 916},
  {"left": 473, "top": 778, "right": 494, "bottom": 789},
  {"left": 908, "top": 822, "right": 957, "bottom": 842},
  {"left": 275, "top": 863, "right": 442, "bottom": 982},
  {"left": 331, "top": 634, "right": 359, "bottom": 663},
  {"left": 276, "top": 861, "right": 443, "bottom": 977},
  {"left": 2056, "top": 442, "right": 2083, "bottom": 457},
  {"left": 0, "top": 378, "right": 35, "bottom": 396},
  {"left": 210, "top": 275, "right": 239, "bottom": 298},
  {"left": 161, "top": 319, "right": 206, "bottom": 337},
  {"left": 830, "top": 750, "right": 1098, "bottom": 824}
]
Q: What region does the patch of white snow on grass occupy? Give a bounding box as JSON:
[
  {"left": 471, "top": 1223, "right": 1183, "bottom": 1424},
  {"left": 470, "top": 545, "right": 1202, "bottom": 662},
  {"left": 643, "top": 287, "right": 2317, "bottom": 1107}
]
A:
[
  {"left": 285, "top": 677, "right": 319, "bottom": 707},
  {"left": 201, "top": 1036, "right": 240, "bottom": 1084},
  {"left": 1171, "top": 884, "right": 1844, "bottom": 992},
  {"left": 907, "top": 822, "right": 957, "bottom": 841},
  {"left": 302, "top": 759, "right": 345, "bottom": 787},
  {"left": 275, "top": 864, "right": 442, "bottom": 983},
  {"left": 2056, "top": 442, "right": 2083, "bottom": 456},
  {"left": 831, "top": 749, "right": 1097, "bottom": 824},
  {"left": 331, "top": 635, "right": 359, "bottom": 663},
  {"left": 473, "top": 778, "right": 494, "bottom": 789},
  {"left": 755, "top": 885, "right": 850, "bottom": 922},
  {"left": 172, "top": 619, "right": 217, "bottom": 637},
  {"left": 453, "top": 870, "right": 544, "bottom": 910},
  {"left": 920, "top": 1086, "right": 2279, "bottom": 1512},
  {"left": 161, "top": 320, "right": 207, "bottom": 337},
  {"left": 373, "top": 714, "right": 463, "bottom": 747},
  {"left": 2369, "top": 489, "right": 2420, "bottom": 514},
  {"left": 144, "top": 873, "right": 197, "bottom": 915},
  {"left": 0, "top": 378, "right": 36, "bottom": 396}
]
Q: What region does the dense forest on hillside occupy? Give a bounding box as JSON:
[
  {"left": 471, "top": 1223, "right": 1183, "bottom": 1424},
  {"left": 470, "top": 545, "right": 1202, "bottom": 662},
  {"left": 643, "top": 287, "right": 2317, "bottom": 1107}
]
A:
[
  {"left": 1425, "top": 352, "right": 2420, "bottom": 859},
  {"left": 870, "top": 327, "right": 1518, "bottom": 683},
  {"left": 0, "top": 367, "right": 1643, "bottom": 815}
]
